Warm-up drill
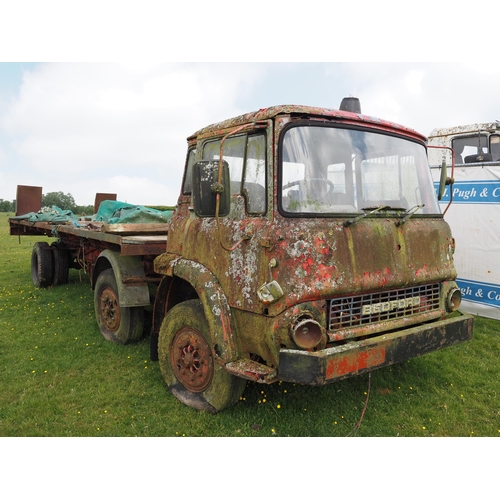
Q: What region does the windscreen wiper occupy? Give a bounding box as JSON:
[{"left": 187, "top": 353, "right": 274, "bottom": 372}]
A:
[
  {"left": 343, "top": 205, "right": 389, "bottom": 227},
  {"left": 395, "top": 204, "right": 425, "bottom": 227}
]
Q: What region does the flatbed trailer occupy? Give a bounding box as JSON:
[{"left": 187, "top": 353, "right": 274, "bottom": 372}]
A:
[
  {"left": 9, "top": 203, "right": 169, "bottom": 344},
  {"left": 10, "top": 218, "right": 168, "bottom": 256}
]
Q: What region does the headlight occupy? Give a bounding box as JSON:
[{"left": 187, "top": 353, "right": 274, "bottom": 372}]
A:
[
  {"left": 446, "top": 287, "right": 462, "bottom": 312},
  {"left": 291, "top": 318, "right": 324, "bottom": 349}
]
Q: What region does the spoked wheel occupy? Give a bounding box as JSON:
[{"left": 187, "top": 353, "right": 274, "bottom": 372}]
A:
[
  {"left": 170, "top": 327, "right": 214, "bottom": 392},
  {"left": 99, "top": 283, "right": 121, "bottom": 332},
  {"left": 158, "top": 299, "right": 246, "bottom": 413},
  {"left": 94, "top": 269, "right": 144, "bottom": 344}
]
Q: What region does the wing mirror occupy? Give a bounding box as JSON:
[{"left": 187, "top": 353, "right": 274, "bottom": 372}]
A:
[
  {"left": 438, "top": 158, "right": 454, "bottom": 201},
  {"left": 192, "top": 160, "right": 230, "bottom": 217}
]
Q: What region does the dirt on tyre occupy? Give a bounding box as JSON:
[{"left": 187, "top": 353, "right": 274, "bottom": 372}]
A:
[
  {"left": 158, "top": 299, "right": 246, "bottom": 413},
  {"left": 31, "top": 241, "right": 54, "bottom": 288},
  {"left": 94, "top": 268, "right": 144, "bottom": 344}
]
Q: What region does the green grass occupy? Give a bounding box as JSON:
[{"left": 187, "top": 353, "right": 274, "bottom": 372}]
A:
[{"left": 1, "top": 212, "right": 499, "bottom": 437}]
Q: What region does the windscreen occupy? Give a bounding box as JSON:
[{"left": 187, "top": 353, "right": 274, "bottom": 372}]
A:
[{"left": 280, "top": 125, "right": 440, "bottom": 215}]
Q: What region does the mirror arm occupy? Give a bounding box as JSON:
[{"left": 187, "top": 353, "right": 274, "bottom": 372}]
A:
[{"left": 427, "top": 144, "right": 456, "bottom": 216}]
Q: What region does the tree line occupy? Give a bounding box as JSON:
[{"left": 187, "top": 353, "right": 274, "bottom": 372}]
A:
[
  {"left": 0, "top": 191, "right": 94, "bottom": 215},
  {"left": 0, "top": 199, "right": 15, "bottom": 212}
]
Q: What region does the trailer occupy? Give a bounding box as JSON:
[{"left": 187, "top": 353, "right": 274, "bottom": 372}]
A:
[{"left": 10, "top": 191, "right": 171, "bottom": 343}]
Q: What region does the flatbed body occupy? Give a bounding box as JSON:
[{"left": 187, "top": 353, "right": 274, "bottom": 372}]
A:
[
  {"left": 9, "top": 218, "right": 168, "bottom": 256},
  {"left": 9, "top": 210, "right": 169, "bottom": 322}
]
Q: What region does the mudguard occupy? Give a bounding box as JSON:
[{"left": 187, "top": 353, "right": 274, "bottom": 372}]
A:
[
  {"left": 93, "top": 249, "right": 150, "bottom": 308},
  {"left": 170, "top": 258, "right": 238, "bottom": 364}
]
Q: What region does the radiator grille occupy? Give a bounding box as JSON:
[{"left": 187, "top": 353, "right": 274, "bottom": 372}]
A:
[{"left": 328, "top": 283, "right": 441, "bottom": 330}]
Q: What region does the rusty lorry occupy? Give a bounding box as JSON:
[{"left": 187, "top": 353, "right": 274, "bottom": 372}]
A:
[{"left": 9, "top": 97, "right": 473, "bottom": 412}]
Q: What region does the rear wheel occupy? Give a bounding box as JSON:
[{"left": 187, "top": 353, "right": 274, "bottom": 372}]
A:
[
  {"left": 31, "top": 242, "right": 53, "bottom": 288},
  {"left": 94, "top": 269, "right": 144, "bottom": 344},
  {"left": 51, "top": 242, "right": 70, "bottom": 286},
  {"left": 158, "top": 299, "right": 246, "bottom": 413}
]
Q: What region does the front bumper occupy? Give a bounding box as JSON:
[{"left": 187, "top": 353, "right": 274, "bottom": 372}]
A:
[{"left": 278, "top": 313, "right": 474, "bottom": 385}]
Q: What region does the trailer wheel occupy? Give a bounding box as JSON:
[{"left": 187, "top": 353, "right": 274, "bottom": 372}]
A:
[
  {"left": 94, "top": 269, "right": 144, "bottom": 344},
  {"left": 31, "top": 242, "right": 54, "bottom": 288},
  {"left": 158, "top": 299, "right": 246, "bottom": 413},
  {"left": 51, "top": 242, "right": 70, "bottom": 286}
]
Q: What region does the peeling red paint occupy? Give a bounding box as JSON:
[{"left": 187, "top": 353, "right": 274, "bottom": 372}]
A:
[{"left": 326, "top": 347, "right": 387, "bottom": 379}]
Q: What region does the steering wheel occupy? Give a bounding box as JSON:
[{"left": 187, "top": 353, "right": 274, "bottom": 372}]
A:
[
  {"left": 308, "top": 178, "right": 334, "bottom": 195},
  {"left": 283, "top": 179, "right": 334, "bottom": 194}
]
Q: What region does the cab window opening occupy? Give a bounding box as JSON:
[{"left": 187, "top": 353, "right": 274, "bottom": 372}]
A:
[
  {"left": 280, "top": 124, "right": 439, "bottom": 216},
  {"left": 202, "top": 133, "right": 267, "bottom": 215}
]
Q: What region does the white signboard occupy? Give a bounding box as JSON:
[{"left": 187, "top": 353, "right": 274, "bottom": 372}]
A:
[{"left": 433, "top": 164, "right": 500, "bottom": 320}]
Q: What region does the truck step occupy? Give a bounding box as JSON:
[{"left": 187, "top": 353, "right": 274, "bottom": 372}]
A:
[{"left": 225, "top": 359, "right": 278, "bottom": 384}]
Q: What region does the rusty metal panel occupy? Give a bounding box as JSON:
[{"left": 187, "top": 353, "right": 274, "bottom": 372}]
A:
[
  {"left": 189, "top": 105, "right": 427, "bottom": 144},
  {"left": 94, "top": 193, "right": 117, "bottom": 214},
  {"left": 278, "top": 313, "right": 473, "bottom": 385},
  {"left": 16, "top": 185, "right": 42, "bottom": 216}
]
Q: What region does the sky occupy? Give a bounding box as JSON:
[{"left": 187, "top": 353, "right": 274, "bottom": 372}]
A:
[
  {"left": 2, "top": 61, "right": 500, "bottom": 208},
  {"left": 1, "top": 2, "right": 499, "bottom": 209}
]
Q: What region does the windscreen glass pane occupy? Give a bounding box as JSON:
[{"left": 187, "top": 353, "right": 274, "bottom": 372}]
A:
[{"left": 280, "top": 125, "right": 440, "bottom": 215}]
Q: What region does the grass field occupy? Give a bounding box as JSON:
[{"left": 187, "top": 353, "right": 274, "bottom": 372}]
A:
[{"left": 1, "top": 212, "right": 499, "bottom": 437}]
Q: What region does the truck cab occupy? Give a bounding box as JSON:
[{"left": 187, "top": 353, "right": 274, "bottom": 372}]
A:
[
  {"left": 428, "top": 121, "right": 500, "bottom": 320},
  {"left": 153, "top": 99, "right": 473, "bottom": 412},
  {"left": 428, "top": 121, "right": 500, "bottom": 165}
]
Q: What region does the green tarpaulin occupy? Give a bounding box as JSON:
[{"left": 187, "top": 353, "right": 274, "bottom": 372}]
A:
[
  {"left": 91, "top": 200, "right": 173, "bottom": 224},
  {"left": 12, "top": 201, "right": 173, "bottom": 225},
  {"left": 10, "top": 206, "right": 79, "bottom": 223}
]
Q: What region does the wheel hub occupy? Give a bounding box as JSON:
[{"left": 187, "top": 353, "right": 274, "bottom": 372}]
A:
[
  {"left": 99, "top": 286, "right": 120, "bottom": 333},
  {"left": 171, "top": 327, "right": 213, "bottom": 392}
]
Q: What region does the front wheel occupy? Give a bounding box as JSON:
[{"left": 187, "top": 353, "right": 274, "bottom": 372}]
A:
[
  {"left": 94, "top": 269, "right": 144, "bottom": 344},
  {"left": 158, "top": 299, "right": 246, "bottom": 413}
]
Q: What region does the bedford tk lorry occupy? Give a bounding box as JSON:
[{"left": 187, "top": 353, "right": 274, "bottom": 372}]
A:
[
  {"left": 151, "top": 97, "right": 472, "bottom": 412},
  {"left": 10, "top": 98, "right": 473, "bottom": 412}
]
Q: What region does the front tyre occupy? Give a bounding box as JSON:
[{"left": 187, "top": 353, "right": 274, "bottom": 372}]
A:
[
  {"left": 94, "top": 269, "right": 144, "bottom": 344},
  {"left": 158, "top": 299, "right": 246, "bottom": 413}
]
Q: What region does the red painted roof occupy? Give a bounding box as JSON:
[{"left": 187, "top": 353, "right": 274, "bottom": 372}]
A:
[{"left": 188, "top": 104, "right": 426, "bottom": 143}]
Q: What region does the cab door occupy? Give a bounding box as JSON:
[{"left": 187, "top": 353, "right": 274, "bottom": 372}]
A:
[{"left": 184, "top": 128, "right": 273, "bottom": 313}]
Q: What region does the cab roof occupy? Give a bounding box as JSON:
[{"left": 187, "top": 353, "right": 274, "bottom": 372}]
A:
[
  {"left": 188, "top": 104, "right": 426, "bottom": 143},
  {"left": 428, "top": 122, "right": 500, "bottom": 139}
]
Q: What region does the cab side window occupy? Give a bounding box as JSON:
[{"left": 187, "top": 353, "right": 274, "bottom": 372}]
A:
[
  {"left": 243, "top": 134, "right": 266, "bottom": 214},
  {"left": 490, "top": 134, "right": 500, "bottom": 162},
  {"left": 182, "top": 148, "right": 197, "bottom": 194},
  {"left": 452, "top": 135, "right": 489, "bottom": 164},
  {"left": 202, "top": 133, "right": 267, "bottom": 215}
]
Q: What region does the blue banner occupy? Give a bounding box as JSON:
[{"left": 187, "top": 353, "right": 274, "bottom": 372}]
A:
[
  {"left": 457, "top": 278, "right": 500, "bottom": 308},
  {"left": 434, "top": 180, "right": 500, "bottom": 203}
]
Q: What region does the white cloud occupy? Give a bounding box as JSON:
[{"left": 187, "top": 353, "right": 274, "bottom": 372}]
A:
[
  {"left": 342, "top": 63, "right": 500, "bottom": 135},
  {"left": 3, "top": 61, "right": 500, "bottom": 208},
  {"left": 1, "top": 63, "right": 265, "bottom": 205},
  {"left": 404, "top": 70, "right": 425, "bottom": 95},
  {"left": 101, "top": 175, "right": 178, "bottom": 206}
]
